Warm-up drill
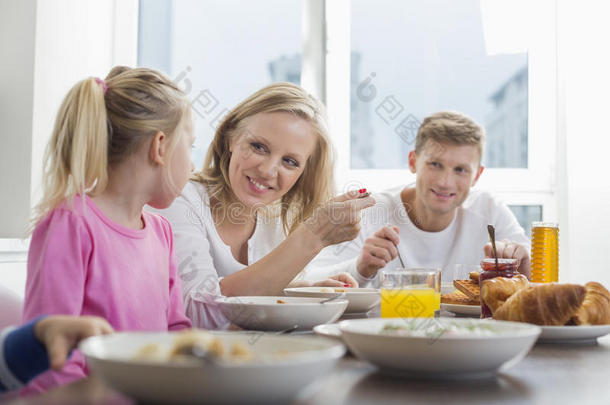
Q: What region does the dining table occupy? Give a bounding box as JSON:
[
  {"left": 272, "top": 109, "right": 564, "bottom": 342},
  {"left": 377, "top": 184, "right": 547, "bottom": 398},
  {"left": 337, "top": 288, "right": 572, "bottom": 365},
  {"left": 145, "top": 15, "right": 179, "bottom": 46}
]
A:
[{"left": 3, "top": 307, "right": 610, "bottom": 405}]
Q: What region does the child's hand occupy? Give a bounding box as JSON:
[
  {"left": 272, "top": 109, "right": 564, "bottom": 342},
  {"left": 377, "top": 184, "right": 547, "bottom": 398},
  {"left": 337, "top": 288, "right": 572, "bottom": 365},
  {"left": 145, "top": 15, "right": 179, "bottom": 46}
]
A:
[
  {"left": 312, "top": 272, "right": 359, "bottom": 288},
  {"left": 34, "top": 315, "right": 114, "bottom": 370}
]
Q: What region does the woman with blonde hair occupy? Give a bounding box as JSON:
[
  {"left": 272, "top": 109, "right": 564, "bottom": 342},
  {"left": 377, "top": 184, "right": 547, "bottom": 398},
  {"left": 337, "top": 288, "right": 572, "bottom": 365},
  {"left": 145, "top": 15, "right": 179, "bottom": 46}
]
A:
[{"left": 156, "top": 82, "right": 374, "bottom": 328}]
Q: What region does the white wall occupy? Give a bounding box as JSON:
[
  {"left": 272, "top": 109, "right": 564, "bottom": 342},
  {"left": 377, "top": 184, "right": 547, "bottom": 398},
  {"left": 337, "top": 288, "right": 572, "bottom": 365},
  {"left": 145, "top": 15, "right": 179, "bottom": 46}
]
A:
[
  {"left": 558, "top": 0, "right": 610, "bottom": 285},
  {"left": 0, "top": 0, "right": 36, "bottom": 238},
  {"left": 0, "top": 0, "right": 138, "bottom": 238},
  {"left": 0, "top": 0, "right": 138, "bottom": 294}
]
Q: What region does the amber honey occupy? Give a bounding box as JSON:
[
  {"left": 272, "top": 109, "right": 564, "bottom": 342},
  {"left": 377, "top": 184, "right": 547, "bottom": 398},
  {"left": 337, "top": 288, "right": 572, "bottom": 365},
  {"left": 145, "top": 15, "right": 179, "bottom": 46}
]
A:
[{"left": 530, "top": 222, "right": 559, "bottom": 283}]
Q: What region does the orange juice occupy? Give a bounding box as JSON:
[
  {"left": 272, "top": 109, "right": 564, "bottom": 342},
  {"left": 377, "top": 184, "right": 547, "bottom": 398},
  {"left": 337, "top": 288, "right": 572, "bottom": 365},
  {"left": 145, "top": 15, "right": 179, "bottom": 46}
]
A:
[
  {"left": 381, "top": 288, "right": 439, "bottom": 318},
  {"left": 531, "top": 222, "right": 559, "bottom": 283}
]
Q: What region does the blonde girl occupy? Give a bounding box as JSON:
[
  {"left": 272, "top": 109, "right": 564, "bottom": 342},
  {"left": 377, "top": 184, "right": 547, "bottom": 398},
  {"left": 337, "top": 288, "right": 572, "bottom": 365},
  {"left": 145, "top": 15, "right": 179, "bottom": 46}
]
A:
[
  {"left": 22, "top": 66, "right": 192, "bottom": 394},
  {"left": 156, "top": 82, "right": 375, "bottom": 328}
]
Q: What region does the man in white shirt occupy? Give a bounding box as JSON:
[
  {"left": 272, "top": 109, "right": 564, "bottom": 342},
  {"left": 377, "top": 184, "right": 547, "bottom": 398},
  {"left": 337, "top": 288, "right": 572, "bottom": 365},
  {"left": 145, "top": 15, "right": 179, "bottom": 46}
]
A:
[{"left": 307, "top": 111, "right": 530, "bottom": 285}]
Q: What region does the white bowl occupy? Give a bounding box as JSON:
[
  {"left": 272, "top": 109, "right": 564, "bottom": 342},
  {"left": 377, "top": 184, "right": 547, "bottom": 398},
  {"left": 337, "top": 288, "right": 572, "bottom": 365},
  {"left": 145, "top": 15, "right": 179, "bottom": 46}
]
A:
[
  {"left": 81, "top": 331, "right": 346, "bottom": 404},
  {"left": 215, "top": 296, "right": 348, "bottom": 331},
  {"left": 339, "top": 318, "right": 540, "bottom": 378},
  {"left": 284, "top": 287, "right": 380, "bottom": 313}
]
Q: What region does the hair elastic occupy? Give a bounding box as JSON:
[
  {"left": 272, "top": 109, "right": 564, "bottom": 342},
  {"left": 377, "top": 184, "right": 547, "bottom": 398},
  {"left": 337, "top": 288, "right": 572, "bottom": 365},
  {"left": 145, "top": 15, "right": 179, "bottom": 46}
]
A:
[{"left": 94, "top": 77, "right": 108, "bottom": 94}]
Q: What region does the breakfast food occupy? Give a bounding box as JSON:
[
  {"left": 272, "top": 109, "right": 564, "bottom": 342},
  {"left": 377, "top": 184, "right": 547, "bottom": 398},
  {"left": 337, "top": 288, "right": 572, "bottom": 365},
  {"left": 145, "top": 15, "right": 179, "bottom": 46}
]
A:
[
  {"left": 381, "top": 320, "right": 496, "bottom": 337},
  {"left": 481, "top": 279, "right": 610, "bottom": 326},
  {"left": 441, "top": 291, "right": 478, "bottom": 306},
  {"left": 440, "top": 271, "right": 482, "bottom": 306},
  {"left": 133, "top": 330, "right": 253, "bottom": 363},
  {"left": 453, "top": 279, "right": 480, "bottom": 301},
  {"left": 493, "top": 283, "right": 586, "bottom": 326},
  {"left": 571, "top": 282, "right": 610, "bottom": 325},
  {"left": 480, "top": 274, "right": 529, "bottom": 313}
]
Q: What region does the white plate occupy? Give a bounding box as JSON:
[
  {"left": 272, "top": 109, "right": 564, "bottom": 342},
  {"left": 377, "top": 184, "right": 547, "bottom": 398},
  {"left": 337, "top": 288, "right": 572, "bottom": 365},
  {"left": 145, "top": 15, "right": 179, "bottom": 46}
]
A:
[
  {"left": 214, "top": 296, "right": 348, "bottom": 331},
  {"left": 81, "top": 331, "right": 345, "bottom": 404},
  {"left": 313, "top": 323, "right": 342, "bottom": 340},
  {"left": 441, "top": 303, "right": 481, "bottom": 317},
  {"left": 538, "top": 324, "right": 610, "bottom": 343},
  {"left": 339, "top": 318, "right": 540, "bottom": 378},
  {"left": 284, "top": 287, "right": 380, "bottom": 313}
]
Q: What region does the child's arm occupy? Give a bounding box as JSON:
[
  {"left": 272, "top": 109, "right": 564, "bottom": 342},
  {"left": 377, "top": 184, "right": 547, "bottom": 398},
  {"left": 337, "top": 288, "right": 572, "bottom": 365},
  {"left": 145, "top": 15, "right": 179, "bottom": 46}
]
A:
[
  {"left": 0, "top": 317, "right": 48, "bottom": 393},
  {"left": 21, "top": 208, "right": 94, "bottom": 394},
  {"left": 34, "top": 316, "right": 114, "bottom": 371},
  {"left": 0, "top": 316, "right": 113, "bottom": 393}
]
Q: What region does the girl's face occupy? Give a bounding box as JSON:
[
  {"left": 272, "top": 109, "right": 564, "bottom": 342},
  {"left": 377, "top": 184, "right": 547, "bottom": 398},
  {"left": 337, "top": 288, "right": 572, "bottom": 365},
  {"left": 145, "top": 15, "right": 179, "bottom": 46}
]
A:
[{"left": 227, "top": 112, "right": 317, "bottom": 208}]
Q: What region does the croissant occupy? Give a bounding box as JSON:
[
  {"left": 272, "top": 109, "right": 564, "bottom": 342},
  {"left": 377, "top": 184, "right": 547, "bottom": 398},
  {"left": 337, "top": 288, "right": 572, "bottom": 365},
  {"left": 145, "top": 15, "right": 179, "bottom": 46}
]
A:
[
  {"left": 480, "top": 274, "right": 529, "bottom": 313},
  {"left": 570, "top": 282, "right": 610, "bottom": 325},
  {"left": 493, "top": 283, "right": 586, "bottom": 326}
]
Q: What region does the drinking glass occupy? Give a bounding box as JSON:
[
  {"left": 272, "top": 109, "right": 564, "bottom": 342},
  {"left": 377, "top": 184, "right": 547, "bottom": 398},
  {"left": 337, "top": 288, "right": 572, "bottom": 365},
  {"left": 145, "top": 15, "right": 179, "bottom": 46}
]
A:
[{"left": 380, "top": 268, "right": 441, "bottom": 318}]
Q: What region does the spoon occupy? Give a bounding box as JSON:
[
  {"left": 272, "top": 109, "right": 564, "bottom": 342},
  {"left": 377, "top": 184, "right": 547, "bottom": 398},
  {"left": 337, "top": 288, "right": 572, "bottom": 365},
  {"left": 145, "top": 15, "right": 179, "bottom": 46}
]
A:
[
  {"left": 487, "top": 224, "right": 499, "bottom": 271},
  {"left": 320, "top": 292, "right": 346, "bottom": 304},
  {"left": 180, "top": 344, "right": 222, "bottom": 366},
  {"left": 395, "top": 243, "right": 406, "bottom": 268},
  {"left": 275, "top": 324, "right": 299, "bottom": 334}
]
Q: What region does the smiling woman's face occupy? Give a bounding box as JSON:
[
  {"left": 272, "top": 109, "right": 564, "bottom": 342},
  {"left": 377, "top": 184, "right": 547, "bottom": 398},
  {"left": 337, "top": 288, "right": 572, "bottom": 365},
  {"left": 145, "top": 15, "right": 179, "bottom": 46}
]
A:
[{"left": 227, "top": 111, "right": 317, "bottom": 208}]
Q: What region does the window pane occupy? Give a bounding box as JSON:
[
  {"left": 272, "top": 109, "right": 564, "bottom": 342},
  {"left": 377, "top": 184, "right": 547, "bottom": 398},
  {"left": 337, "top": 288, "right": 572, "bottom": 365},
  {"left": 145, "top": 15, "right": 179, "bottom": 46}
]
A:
[
  {"left": 508, "top": 205, "right": 542, "bottom": 239},
  {"left": 138, "top": 0, "right": 303, "bottom": 168},
  {"left": 350, "top": 0, "right": 528, "bottom": 169}
]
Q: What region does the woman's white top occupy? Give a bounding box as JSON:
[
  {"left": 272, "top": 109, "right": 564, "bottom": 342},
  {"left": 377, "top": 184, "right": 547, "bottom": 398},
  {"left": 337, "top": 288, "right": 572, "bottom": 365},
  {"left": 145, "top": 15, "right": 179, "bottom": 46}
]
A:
[{"left": 151, "top": 181, "right": 294, "bottom": 329}]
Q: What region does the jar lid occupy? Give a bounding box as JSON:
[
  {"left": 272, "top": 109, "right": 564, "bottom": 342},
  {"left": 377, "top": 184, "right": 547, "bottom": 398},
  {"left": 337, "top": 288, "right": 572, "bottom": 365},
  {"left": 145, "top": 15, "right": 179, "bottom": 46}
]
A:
[
  {"left": 481, "top": 258, "right": 518, "bottom": 264},
  {"left": 532, "top": 221, "right": 558, "bottom": 228}
]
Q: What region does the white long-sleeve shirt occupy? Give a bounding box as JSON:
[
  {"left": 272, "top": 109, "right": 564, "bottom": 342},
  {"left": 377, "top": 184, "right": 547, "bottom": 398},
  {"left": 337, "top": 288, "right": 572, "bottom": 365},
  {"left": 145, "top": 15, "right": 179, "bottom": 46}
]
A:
[
  {"left": 305, "top": 185, "right": 531, "bottom": 286},
  {"left": 151, "top": 181, "right": 290, "bottom": 329}
]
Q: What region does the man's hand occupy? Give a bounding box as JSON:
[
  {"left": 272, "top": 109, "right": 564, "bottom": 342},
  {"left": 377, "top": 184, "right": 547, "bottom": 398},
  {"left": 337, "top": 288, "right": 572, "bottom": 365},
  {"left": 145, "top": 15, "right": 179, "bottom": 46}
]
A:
[
  {"left": 356, "top": 226, "right": 400, "bottom": 279},
  {"left": 484, "top": 239, "right": 531, "bottom": 278}
]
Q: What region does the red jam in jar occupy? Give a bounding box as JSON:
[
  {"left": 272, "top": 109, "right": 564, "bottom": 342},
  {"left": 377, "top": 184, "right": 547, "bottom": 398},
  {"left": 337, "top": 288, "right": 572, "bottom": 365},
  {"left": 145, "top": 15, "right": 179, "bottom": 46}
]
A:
[{"left": 479, "top": 258, "right": 519, "bottom": 318}]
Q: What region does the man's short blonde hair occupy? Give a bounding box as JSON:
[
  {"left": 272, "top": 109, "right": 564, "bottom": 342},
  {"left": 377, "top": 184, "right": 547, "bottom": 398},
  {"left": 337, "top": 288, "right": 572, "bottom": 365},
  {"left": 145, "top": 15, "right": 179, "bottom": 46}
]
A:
[{"left": 415, "top": 111, "right": 485, "bottom": 159}]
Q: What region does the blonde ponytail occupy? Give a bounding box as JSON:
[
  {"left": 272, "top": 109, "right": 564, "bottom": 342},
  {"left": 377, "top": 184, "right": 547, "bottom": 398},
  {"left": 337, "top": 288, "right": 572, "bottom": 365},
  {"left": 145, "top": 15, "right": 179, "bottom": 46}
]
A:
[
  {"left": 31, "top": 67, "right": 188, "bottom": 229},
  {"left": 32, "top": 78, "right": 108, "bottom": 228}
]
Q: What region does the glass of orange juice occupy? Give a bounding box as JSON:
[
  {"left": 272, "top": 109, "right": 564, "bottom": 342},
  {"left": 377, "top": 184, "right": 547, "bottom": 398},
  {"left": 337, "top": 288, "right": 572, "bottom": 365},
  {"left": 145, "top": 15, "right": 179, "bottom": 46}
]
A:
[{"left": 380, "top": 268, "right": 441, "bottom": 318}]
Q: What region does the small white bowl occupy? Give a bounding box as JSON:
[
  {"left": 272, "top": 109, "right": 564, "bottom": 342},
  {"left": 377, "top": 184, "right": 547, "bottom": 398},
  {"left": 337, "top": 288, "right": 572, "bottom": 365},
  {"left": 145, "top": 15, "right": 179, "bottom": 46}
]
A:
[
  {"left": 215, "top": 296, "right": 348, "bottom": 331},
  {"left": 284, "top": 287, "right": 380, "bottom": 313},
  {"left": 339, "top": 317, "right": 541, "bottom": 378},
  {"left": 81, "top": 331, "right": 345, "bottom": 404}
]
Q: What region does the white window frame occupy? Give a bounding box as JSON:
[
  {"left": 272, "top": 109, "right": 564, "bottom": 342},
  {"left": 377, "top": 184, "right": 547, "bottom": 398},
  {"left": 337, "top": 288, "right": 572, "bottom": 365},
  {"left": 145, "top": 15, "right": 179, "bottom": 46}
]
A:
[{"left": 319, "top": 0, "right": 558, "bottom": 222}]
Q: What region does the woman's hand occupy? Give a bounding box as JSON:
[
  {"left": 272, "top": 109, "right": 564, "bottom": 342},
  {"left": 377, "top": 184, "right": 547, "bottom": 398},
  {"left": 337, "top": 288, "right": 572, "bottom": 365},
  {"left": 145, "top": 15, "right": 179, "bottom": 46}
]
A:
[
  {"left": 301, "top": 190, "right": 375, "bottom": 249},
  {"left": 312, "top": 272, "right": 359, "bottom": 288},
  {"left": 289, "top": 272, "right": 359, "bottom": 288}
]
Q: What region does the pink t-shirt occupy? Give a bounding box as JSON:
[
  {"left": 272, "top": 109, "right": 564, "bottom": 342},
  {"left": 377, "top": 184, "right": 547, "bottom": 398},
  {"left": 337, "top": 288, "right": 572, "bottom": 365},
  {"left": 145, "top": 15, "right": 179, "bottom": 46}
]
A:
[{"left": 21, "top": 195, "right": 191, "bottom": 395}]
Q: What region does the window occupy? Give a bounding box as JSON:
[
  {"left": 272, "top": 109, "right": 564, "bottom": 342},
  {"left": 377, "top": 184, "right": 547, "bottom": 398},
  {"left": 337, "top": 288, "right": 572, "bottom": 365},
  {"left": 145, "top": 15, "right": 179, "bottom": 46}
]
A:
[
  {"left": 350, "top": 0, "right": 528, "bottom": 170},
  {"left": 138, "top": 0, "right": 303, "bottom": 168},
  {"left": 326, "top": 0, "right": 558, "bottom": 224},
  {"left": 508, "top": 205, "right": 542, "bottom": 238}
]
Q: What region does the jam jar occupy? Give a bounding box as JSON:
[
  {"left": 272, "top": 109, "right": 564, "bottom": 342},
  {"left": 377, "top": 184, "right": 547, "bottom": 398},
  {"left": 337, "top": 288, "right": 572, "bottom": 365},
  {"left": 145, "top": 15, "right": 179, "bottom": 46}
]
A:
[{"left": 479, "top": 258, "right": 519, "bottom": 318}]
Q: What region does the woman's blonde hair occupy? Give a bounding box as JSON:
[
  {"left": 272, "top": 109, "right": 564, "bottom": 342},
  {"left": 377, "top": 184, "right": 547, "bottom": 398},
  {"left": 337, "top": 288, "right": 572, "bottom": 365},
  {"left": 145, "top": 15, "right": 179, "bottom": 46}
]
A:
[
  {"left": 192, "top": 82, "right": 335, "bottom": 234},
  {"left": 31, "top": 66, "right": 189, "bottom": 228}
]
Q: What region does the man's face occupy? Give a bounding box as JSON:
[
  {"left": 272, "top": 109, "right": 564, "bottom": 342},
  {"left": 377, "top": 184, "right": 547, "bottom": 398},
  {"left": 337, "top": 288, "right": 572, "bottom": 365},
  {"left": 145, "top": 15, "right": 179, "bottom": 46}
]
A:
[{"left": 409, "top": 140, "right": 484, "bottom": 217}]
